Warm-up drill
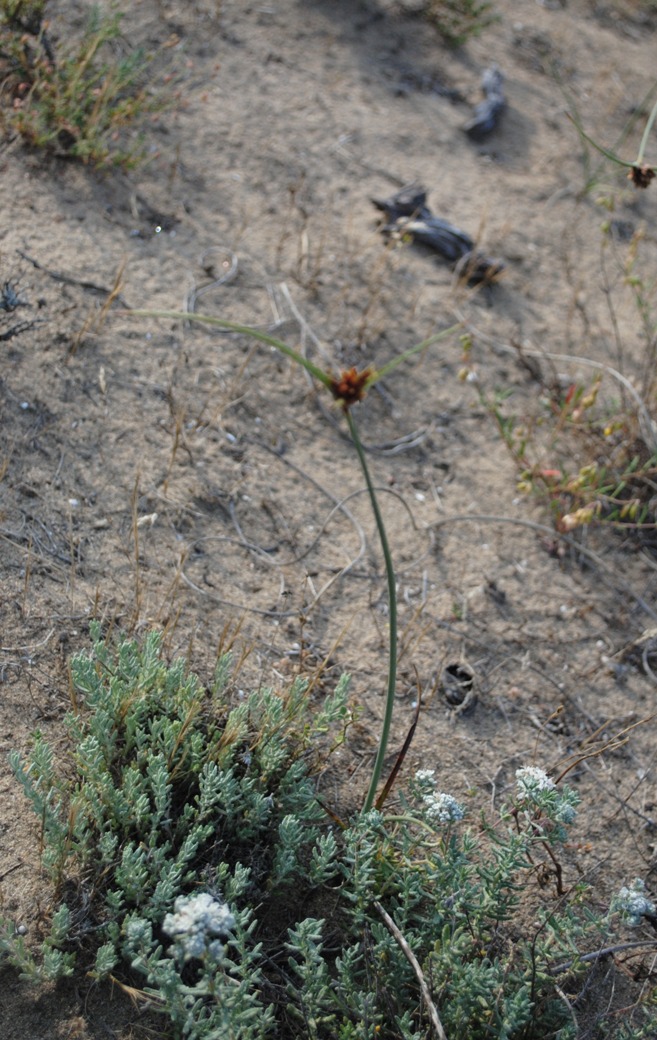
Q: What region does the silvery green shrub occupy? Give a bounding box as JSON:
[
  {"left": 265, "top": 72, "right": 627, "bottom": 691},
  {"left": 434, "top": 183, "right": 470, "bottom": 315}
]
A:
[{"left": 1, "top": 625, "right": 655, "bottom": 1038}]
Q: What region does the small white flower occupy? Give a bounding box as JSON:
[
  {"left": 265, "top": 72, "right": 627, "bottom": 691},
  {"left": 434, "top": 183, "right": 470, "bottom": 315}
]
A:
[
  {"left": 515, "top": 766, "right": 556, "bottom": 802},
  {"left": 415, "top": 769, "right": 437, "bottom": 791},
  {"left": 614, "top": 878, "right": 656, "bottom": 927},
  {"left": 163, "top": 893, "right": 235, "bottom": 963},
  {"left": 423, "top": 791, "right": 465, "bottom": 824}
]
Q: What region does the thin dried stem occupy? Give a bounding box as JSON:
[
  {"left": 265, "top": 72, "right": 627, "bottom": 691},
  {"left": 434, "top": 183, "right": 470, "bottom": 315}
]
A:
[{"left": 374, "top": 901, "right": 448, "bottom": 1040}]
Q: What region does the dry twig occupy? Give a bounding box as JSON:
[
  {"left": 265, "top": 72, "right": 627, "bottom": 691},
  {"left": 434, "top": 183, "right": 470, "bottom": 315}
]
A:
[{"left": 374, "top": 900, "right": 448, "bottom": 1040}]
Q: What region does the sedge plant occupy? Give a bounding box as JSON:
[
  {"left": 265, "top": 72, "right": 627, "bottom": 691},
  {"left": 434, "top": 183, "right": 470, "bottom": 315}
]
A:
[
  {"left": 2, "top": 310, "right": 657, "bottom": 1035},
  {"left": 568, "top": 82, "right": 657, "bottom": 189},
  {"left": 124, "top": 308, "right": 460, "bottom": 813}
]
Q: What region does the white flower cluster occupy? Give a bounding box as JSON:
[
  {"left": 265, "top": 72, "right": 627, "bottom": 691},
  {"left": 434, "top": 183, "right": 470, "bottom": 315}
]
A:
[
  {"left": 515, "top": 766, "right": 556, "bottom": 802},
  {"left": 613, "top": 878, "right": 656, "bottom": 927},
  {"left": 414, "top": 771, "right": 464, "bottom": 824},
  {"left": 423, "top": 791, "right": 466, "bottom": 824},
  {"left": 512, "top": 765, "right": 579, "bottom": 833},
  {"left": 414, "top": 768, "right": 437, "bottom": 792},
  {"left": 162, "top": 892, "right": 235, "bottom": 963}
]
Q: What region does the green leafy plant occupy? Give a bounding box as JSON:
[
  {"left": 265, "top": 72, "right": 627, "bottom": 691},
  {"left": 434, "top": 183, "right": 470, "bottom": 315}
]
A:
[
  {"left": 462, "top": 218, "right": 657, "bottom": 539},
  {"left": 0, "top": 4, "right": 169, "bottom": 168},
  {"left": 474, "top": 369, "right": 657, "bottom": 534},
  {"left": 3, "top": 628, "right": 656, "bottom": 1037},
  {"left": 0, "top": 0, "right": 45, "bottom": 33},
  {"left": 0, "top": 626, "right": 351, "bottom": 987},
  {"left": 422, "top": 0, "right": 498, "bottom": 48},
  {"left": 494, "top": 70, "right": 657, "bottom": 541}
]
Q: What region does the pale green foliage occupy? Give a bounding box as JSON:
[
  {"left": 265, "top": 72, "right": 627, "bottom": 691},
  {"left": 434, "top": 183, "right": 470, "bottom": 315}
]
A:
[
  {"left": 1, "top": 626, "right": 655, "bottom": 1038},
  {"left": 0, "top": 623, "right": 349, "bottom": 992},
  {"left": 0, "top": 0, "right": 45, "bottom": 32},
  {"left": 0, "top": 4, "right": 169, "bottom": 168},
  {"left": 423, "top": 0, "right": 498, "bottom": 47}
]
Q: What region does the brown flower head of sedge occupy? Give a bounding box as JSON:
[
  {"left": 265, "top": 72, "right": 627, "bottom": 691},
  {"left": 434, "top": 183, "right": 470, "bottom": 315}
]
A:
[
  {"left": 329, "top": 366, "right": 373, "bottom": 410},
  {"left": 628, "top": 163, "right": 655, "bottom": 189}
]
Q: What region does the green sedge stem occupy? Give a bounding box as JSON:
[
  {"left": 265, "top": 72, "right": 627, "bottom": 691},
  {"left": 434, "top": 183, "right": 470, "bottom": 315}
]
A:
[
  {"left": 126, "top": 309, "right": 460, "bottom": 395},
  {"left": 124, "top": 308, "right": 333, "bottom": 388},
  {"left": 565, "top": 113, "right": 637, "bottom": 169},
  {"left": 566, "top": 97, "right": 657, "bottom": 172},
  {"left": 126, "top": 306, "right": 448, "bottom": 816},
  {"left": 637, "top": 96, "right": 657, "bottom": 165},
  {"left": 370, "top": 324, "right": 460, "bottom": 386},
  {"left": 346, "top": 410, "right": 398, "bottom": 814}
]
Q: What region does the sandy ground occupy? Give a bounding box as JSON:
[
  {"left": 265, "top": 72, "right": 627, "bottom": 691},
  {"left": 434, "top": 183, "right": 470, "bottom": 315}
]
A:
[{"left": 2, "top": 0, "right": 657, "bottom": 1035}]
